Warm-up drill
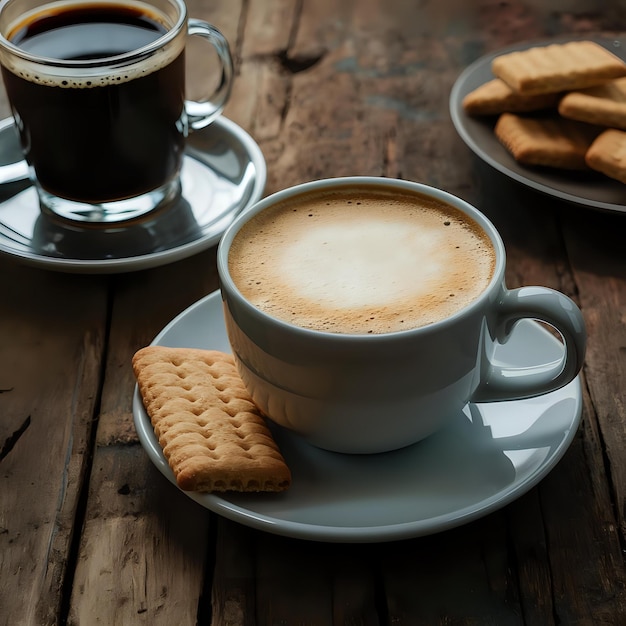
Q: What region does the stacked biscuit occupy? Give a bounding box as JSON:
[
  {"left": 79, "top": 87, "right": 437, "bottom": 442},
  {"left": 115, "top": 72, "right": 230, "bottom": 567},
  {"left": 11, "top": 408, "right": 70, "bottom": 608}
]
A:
[
  {"left": 133, "top": 346, "right": 291, "bottom": 493},
  {"left": 463, "top": 40, "right": 626, "bottom": 183}
]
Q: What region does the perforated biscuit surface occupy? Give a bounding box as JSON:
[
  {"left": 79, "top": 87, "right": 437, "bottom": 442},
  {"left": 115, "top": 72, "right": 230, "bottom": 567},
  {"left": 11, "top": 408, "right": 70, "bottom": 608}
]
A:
[
  {"left": 492, "top": 41, "right": 626, "bottom": 95},
  {"left": 133, "top": 346, "right": 291, "bottom": 492},
  {"left": 494, "top": 113, "right": 599, "bottom": 169},
  {"left": 559, "top": 77, "right": 626, "bottom": 129},
  {"left": 585, "top": 129, "right": 626, "bottom": 183},
  {"left": 462, "top": 78, "right": 560, "bottom": 115}
]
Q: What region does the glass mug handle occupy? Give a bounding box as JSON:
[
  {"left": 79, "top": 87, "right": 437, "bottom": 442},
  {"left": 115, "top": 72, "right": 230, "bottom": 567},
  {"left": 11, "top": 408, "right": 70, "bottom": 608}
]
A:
[
  {"left": 472, "top": 286, "right": 587, "bottom": 402},
  {"left": 0, "top": 19, "right": 234, "bottom": 184},
  {"left": 184, "top": 18, "right": 234, "bottom": 131}
]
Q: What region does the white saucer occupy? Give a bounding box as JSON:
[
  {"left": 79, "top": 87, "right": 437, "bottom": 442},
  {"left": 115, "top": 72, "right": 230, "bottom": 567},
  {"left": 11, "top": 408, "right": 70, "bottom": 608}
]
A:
[
  {"left": 133, "top": 291, "right": 582, "bottom": 543},
  {"left": 450, "top": 34, "right": 626, "bottom": 214},
  {"left": 0, "top": 117, "right": 266, "bottom": 273}
]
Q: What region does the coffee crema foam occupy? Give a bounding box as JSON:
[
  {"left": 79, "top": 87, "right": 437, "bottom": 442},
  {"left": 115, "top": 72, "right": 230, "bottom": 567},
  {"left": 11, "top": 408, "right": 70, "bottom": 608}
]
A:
[
  {"left": 1, "top": 0, "right": 182, "bottom": 88},
  {"left": 228, "top": 188, "right": 496, "bottom": 334}
]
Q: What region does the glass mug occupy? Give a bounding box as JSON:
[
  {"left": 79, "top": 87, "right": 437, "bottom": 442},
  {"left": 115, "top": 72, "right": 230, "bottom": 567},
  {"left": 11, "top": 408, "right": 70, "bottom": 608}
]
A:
[{"left": 0, "top": 0, "right": 233, "bottom": 223}]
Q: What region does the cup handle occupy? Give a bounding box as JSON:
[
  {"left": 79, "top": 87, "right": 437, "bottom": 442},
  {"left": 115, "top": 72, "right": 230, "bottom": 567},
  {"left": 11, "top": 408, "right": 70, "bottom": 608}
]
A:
[
  {"left": 471, "top": 286, "right": 586, "bottom": 402},
  {"left": 184, "top": 19, "right": 234, "bottom": 131}
]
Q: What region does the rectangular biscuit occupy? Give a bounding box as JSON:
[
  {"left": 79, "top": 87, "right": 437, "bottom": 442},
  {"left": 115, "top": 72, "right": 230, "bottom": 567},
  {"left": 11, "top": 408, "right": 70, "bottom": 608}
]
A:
[
  {"left": 585, "top": 128, "right": 626, "bottom": 183},
  {"left": 558, "top": 77, "right": 626, "bottom": 129},
  {"left": 492, "top": 41, "right": 626, "bottom": 95},
  {"left": 133, "top": 345, "right": 291, "bottom": 493},
  {"left": 494, "top": 112, "right": 599, "bottom": 169},
  {"left": 462, "top": 78, "right": 561, "bottom": 116}
]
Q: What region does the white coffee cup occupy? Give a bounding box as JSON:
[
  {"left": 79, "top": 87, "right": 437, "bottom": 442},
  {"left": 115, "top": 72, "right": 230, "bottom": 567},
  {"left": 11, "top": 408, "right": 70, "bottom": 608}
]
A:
[{"left": 217, "top": 177, "right": 586, "bottom": 454}]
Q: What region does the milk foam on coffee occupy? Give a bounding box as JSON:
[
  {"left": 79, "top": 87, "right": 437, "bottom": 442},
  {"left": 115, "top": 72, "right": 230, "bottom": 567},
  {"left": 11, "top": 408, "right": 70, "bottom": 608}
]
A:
[{"left": 228, "top": 188, "right": 496, "bottom": 334}]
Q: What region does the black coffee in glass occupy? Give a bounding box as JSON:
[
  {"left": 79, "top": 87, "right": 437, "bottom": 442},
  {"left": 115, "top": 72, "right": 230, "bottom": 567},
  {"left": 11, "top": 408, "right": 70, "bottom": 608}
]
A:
[{"left": 1, "top": 1, "right": 185, "bottom": 204}]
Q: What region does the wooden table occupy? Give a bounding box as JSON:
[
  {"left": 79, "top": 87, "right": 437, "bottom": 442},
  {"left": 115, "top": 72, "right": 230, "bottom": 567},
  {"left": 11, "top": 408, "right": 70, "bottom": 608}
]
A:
[{"left": 3, "top": 0, "right": 626, "bottom": 623}]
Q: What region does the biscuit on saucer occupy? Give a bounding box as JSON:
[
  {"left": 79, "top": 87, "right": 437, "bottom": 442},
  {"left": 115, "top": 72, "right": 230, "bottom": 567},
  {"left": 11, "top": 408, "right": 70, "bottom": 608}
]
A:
[{"left": 133, "top": 346, "right": 291, "bottom": 493}]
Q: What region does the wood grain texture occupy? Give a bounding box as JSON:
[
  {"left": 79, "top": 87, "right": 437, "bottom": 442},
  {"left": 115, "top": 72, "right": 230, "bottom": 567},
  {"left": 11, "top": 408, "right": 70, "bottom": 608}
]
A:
[
  {"left": 2, "top": 0, "right": 626, "bottom": 624},
  {"left": 0, "top": 264, "right": 107, "bottom": 625},
  {"left": 66, "top": 251, "right": 220, "bottom": 624},
  {"left": 67, "top": 446, "right": 212, "bottom": 625}
]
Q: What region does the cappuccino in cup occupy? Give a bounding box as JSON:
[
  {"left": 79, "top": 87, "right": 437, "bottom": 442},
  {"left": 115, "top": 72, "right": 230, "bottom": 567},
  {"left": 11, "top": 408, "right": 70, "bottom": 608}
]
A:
[
  {"left": 228, "top": 187, "right": 496, "bottom": 334},
  {"left": 218, "top": 177, "right": 585, "bottom": 453}
]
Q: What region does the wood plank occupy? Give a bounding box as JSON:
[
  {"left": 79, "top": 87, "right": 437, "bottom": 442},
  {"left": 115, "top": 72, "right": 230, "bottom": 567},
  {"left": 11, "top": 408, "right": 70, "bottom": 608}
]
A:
[
  {"left": 242, "top": 0, "right": 297, "bottom": 58},
  {"left": 226, "top": 57, "right": 288, "bottom": 143},
  {"left": 380, "top": 515, "right": 524, "bottom": 624},
  {"left": 559, "top": 205, "right": 626, "bottom": 614},
  {"left": 467, "top": 153, "right": 626, "bottom": 625},
  {"left": 330, "top": 545, "right": 380, "bottom": 625},
  {"left": 212, "top": 521, "right": 380, "bottom": 623},
  {"left": 541, "top": 400, "right": 626, "bottom": 623},
  {"left": 0, "top": 262, "right": 108, "bottom": 625},
  {"left": 253, "top": 533, "right": 381, "bottom": 624},
  {"left": 564, "top": 208, "right": 626, "bottom": 535},
  {"left": 211, "top": 519, "right": 257, "bottom": 625},
  {"left": 253, "top": 536, "right": 333, "bottom": 624},
  {"left": 67, "top": 445, "right": 211, "bottom": 625},
  {"left": 467, "top": 151, "right": 626, "bottom": 624},
  {"left": 68, "top": 251, "right": 222, "bottom": 623},
  {"left": 504, "top": 492, "right": 555, "bottom": 625},
  {"left": 267, "top": 41, "right": 386, "bottom": 190},
  {"left": 506, "top": 377, "right": 626, "bottom": 624}
]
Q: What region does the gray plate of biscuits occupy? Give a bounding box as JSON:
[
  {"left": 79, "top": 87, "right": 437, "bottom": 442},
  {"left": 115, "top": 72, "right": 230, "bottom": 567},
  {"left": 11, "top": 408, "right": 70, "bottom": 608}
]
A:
[{"left": 450, "top": 34, "right": 626, "bottom": 214}]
